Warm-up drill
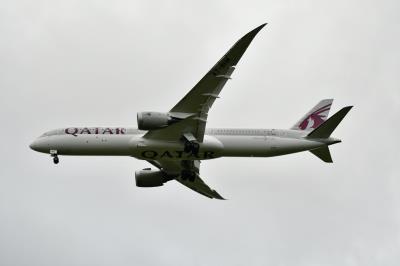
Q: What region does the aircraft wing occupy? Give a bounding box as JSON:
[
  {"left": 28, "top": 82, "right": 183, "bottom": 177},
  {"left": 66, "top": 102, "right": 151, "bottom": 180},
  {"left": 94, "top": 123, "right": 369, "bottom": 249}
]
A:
[
  {"left": 176, "top": 173, "right": 225, "bottom": 200},
  {"left": 147, "top": 159, "right": 225, "bottom": 200},
  {"left": 144, "top": 23, "right": 266, "bottom": 142}
]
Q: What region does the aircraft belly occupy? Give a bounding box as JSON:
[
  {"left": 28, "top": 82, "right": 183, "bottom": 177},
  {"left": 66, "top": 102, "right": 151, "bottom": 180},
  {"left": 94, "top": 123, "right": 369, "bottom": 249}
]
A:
[
  {"left": 217, "top": 135, "right": 322, "bottom": 157},
  {"left": 130, "top": 135, "right": 224, "bottom": 161}
]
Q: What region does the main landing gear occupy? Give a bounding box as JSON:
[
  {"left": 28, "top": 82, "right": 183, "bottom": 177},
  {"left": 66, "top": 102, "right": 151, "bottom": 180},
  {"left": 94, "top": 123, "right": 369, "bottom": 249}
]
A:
[
  {"left": 50, "top": 150, "right": 59, "bottom": 164},
  {"left": 182, "top": 133, "right": 200, "bottom": 155},
  {"left": 181, "top": 170, "right": 196, "bottom": 182},
  {"left": 181, "top": 161, "right": 196, "bottom": 182},
  {"left": 183, "top": 141, "right": 200, "bottom": 154}
]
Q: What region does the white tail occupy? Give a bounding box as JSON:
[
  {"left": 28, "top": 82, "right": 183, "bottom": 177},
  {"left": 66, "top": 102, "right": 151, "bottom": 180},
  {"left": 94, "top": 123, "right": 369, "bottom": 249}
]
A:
[{"left": 291, "top": 99, "right": 333, "bottom": 131}]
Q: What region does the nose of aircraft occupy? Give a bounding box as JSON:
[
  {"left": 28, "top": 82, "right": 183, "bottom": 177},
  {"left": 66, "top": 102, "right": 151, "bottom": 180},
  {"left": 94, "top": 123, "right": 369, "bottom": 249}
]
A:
[
  {"left": 29, "top": 140, "right": 39, "bottom": 151},
  {"left": 30, "top": 138, "right": 48, "bottom": 152},
  {"left": 30, "top": 137, "right": 54, "bottom": 153}
]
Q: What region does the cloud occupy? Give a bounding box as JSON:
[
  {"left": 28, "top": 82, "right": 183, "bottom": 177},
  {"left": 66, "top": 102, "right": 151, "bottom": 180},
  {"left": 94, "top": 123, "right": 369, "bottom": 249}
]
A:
[{"left": 1, "top": 0, "right": 399, "bottom": 265}]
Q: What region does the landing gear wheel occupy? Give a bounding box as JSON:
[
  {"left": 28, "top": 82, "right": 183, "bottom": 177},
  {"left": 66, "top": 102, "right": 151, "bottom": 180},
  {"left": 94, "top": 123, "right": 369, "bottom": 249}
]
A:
[
  {"left": 184, "top": 142, "right": 192, "bottom": 153},
  {"left": 50, "top": 150, "right": 59, "bottom": 165},
  {"left": 191, "top": 142, "right": 200, "bottom": 154},
  {"left": 182, "top": 170, "right": 196, "bottom": 182},
  {"left": 184, "top": 141, "right": 200, "bottom": 154},
  {"left": 188, "top": 174, "right": 196, "bottom": 182}
]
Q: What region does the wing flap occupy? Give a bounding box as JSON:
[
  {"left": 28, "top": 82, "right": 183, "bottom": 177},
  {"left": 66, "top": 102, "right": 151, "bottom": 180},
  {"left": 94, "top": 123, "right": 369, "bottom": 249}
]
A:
[
  {"left": 148, "top": 159, "right": 225, "bottom": 200},
  {"left": 143, "top": 115, "right": 197, "bottom": 141},
  {"left": 176, "top": 175, "right": 225, "bottom": 200}
]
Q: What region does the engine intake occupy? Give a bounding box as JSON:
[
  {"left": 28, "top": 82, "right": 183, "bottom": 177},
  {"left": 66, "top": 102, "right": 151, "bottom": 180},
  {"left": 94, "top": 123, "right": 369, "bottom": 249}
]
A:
[
  {"left": 135, "top": 169, "right": 169, "bottom": 187},
  {"left": 137, "top": 112, "right": 176, "bottom": 130}
]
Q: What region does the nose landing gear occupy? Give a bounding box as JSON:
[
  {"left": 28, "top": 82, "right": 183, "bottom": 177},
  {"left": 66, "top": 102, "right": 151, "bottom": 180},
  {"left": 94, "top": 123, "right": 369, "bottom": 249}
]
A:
[{"left": 50, "top": 150, "right": 59, "bottom": 164}]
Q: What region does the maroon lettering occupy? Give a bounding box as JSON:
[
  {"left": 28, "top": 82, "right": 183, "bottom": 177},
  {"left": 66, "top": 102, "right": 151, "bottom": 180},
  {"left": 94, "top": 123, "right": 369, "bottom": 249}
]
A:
[
  {"left": 103, "top": 128, "right": 113, "bottom": 134},
  {"left": 81, "top": 127, "right": 91, "bottom": 134},
  {"left": 65, "top": 127, "right": 78, "bottom": 137},
  {"left": 115, "top": 128, "right": 126, "bottom": 134}
]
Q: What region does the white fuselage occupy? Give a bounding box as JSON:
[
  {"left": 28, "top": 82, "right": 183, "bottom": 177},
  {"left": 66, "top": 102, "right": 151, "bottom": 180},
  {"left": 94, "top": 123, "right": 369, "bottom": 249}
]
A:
[{"left": 30, "top": 127, "right": 333, "bottom": 161}]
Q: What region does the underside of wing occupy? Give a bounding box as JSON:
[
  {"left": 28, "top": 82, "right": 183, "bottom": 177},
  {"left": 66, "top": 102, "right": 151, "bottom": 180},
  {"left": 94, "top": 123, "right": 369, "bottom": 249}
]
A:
[
  {"left": 175, "top": 174, "right": 225, "bottom": 200},
  {"left": 147, "top": 159, "right": 225, "bottom": 200}
]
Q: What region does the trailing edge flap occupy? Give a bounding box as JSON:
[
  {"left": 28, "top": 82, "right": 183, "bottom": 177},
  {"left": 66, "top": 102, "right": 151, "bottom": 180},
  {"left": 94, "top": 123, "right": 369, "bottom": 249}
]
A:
[
  {"left": 148, "top": 159, "right": 225, "bottom": 200},
  {"left": 143, "top": 115, "right": 198, "bottom": 141},
  {"left": 309, "top": 146, "right": 333, "bottom": 163},
  {"left": 176, "top": 174, "right": 225, "bottom": 200},
  {"left": 307, "top": 106, "right": 353, "bottom": 139}
]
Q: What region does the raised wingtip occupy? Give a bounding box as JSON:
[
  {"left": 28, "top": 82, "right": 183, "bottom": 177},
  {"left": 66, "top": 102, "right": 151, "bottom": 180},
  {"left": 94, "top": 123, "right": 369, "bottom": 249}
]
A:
[
  {"left": 254, "top": 23, "right": 268, "bottom": 31},
  {"left": 212, "top": 190, "right": 226, "bottom": 200},
  {"left": 342, "top": 106, "right": 353, "bottom": 112},
  {"left": 243, "top": 23, "right": 267, "bottom": 40}
]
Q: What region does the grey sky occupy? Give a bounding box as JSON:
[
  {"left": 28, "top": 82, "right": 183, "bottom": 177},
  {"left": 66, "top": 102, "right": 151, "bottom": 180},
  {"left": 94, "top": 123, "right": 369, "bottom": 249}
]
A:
[{"left": 1, "top": 0, "right": 400, "bottom": 265}]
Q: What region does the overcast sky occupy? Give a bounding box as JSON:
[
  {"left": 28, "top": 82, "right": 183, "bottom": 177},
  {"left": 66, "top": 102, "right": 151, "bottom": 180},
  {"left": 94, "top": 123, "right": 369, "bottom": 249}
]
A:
[{"left": 1, "top": 0, "right": 400, "bottom": 265}]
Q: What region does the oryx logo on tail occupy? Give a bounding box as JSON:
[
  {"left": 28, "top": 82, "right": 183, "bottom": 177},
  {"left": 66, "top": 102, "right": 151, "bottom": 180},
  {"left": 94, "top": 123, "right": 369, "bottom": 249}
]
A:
[
  {"left": 291, "top": 99, "right": 333, "bottom": 131},
  {"left": 298, "top": 104, "right": 331, "bottom": 130}
]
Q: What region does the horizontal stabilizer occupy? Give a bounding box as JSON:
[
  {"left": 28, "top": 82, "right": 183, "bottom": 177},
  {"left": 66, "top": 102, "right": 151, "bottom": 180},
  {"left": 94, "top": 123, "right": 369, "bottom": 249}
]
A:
[
  {"left": 310, "top": 146, "right": 333, "bottom": 163},
  {"left": 307, "top": 106, "right": 353, "bottom": 139}
]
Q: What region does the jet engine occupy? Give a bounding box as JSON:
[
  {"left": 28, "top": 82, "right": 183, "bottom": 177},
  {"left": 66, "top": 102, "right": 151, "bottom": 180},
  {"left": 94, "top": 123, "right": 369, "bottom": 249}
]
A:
[
  {"left": 137, "top": 112, "right": 177, "bottom": 130},
  {"left": 135, "top": 169, "right": 169, "bottom": 187}
]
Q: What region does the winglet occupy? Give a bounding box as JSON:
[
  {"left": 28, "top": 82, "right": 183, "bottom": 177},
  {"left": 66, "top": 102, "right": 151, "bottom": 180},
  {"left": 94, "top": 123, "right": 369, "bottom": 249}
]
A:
[
  {"left": 212, "top": 190, "right": 226, "bottom": 200},
  {"left": 227, "top": 23, "right": 267, "bottom": 66}
]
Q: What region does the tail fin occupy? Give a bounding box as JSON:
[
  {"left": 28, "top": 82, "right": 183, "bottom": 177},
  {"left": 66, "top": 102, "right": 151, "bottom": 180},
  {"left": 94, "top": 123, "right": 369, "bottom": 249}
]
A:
[
  {"left": 291, "top": 99, "right": 333, "bottom": 131},
  {"left": 307, "top": 106, "right": 353, "bottom": 139}
]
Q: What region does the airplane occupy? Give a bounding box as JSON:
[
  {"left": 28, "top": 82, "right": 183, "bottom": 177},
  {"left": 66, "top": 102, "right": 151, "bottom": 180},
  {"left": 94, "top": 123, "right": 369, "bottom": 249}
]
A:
[{"left": 30, "top": 23, "right": 352, "bottom": 199}]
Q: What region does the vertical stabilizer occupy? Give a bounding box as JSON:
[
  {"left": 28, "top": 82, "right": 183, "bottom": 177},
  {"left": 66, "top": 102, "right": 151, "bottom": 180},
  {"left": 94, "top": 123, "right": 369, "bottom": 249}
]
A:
[{"left": 291, "top": 99, "right": 333, "bottom": 131}]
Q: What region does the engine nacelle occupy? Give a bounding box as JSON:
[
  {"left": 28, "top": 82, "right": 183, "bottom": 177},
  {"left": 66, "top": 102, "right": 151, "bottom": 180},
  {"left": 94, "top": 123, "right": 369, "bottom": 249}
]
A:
[
  {"left": 137, "top": 112, "right": 173, "bottom": 130},
  {"left": 135, "top": 169, "right": 167, "bottom": 187}
]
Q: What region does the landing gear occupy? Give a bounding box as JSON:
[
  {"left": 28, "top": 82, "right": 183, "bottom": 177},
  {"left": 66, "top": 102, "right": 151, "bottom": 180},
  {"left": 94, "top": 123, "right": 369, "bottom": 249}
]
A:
[
  {"left": 182, "top": 132, "right": 200, "bottom": 155},
  {"left": 181, "top": 170, "right": 196, "bottom": 182},
  {"left": 50, "top": 150, "right": 59, "bottom": 165},
  {"left": 184, "top": 141, "right": 200, "bottom": 154}
]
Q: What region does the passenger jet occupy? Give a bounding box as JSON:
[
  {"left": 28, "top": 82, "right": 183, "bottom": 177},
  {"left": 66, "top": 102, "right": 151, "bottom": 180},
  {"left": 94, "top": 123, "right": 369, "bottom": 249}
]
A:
[{"left": 30, "top": 24, "right": 352, "bottom": 199}]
